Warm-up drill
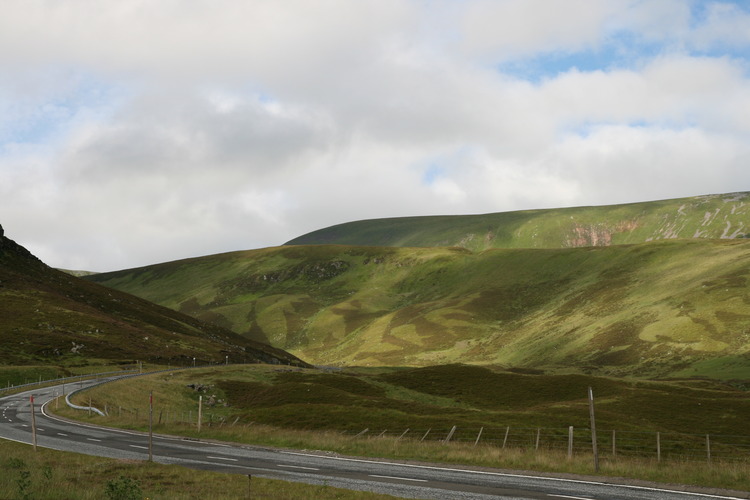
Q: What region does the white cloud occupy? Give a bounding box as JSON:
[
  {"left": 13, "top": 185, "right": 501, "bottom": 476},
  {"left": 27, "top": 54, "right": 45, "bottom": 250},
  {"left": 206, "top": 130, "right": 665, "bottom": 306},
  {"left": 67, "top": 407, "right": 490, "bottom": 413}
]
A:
[
  {"left": 0, "top": 1, "right": 749, "bottom": 270},
  {"left": 459, "top": 0, "right": 624, "bottom": 60}
]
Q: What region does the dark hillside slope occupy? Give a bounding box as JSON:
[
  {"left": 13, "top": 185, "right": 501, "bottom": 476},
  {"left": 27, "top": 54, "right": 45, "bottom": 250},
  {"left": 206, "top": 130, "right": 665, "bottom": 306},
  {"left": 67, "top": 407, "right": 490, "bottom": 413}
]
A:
[
  {"left": 286, "top": 192, "right": 749, "bottom": 250},
  {"left": 0, "top": 224, "right": 306, "bottom": 367},
  {"left": 88, "top": 240, "right": 750, "bottom": 378}
]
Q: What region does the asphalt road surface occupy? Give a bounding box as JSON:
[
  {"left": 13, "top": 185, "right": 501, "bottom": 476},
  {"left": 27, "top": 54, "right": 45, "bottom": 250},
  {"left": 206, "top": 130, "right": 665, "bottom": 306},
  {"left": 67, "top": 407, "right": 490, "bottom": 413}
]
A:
[{"left": 1, "top": 376, "right": 747, "bottom": 500}]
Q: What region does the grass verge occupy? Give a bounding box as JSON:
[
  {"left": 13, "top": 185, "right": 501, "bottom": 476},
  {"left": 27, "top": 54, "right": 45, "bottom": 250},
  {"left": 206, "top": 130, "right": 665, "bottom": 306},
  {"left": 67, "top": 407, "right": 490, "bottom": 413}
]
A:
[{"left": 0, "top": 439, "right": 398, "bottom": 500}]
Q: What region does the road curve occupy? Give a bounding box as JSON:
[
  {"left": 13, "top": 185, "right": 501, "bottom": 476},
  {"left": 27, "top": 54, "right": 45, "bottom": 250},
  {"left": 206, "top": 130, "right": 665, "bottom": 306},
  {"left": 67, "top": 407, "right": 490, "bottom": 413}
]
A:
[{"left": 1, "top": 377, "right": 747, "bottom": 500}]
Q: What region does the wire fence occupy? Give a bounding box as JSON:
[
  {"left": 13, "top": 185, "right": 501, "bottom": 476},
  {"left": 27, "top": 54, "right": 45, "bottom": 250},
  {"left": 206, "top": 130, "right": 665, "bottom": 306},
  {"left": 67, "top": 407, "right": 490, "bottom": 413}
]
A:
[{"left": 83, "top": 400, "right": 750, "bottom": 464}]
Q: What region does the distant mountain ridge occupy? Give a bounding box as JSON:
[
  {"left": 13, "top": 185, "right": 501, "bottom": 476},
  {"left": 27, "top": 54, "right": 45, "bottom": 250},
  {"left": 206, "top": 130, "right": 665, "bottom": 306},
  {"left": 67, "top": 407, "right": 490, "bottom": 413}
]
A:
[
  {"left": 0, "top": 223, "right": 307, "bottom": 367},
  {"left": 286, "top": 192, "right": 750, "bottom": 250}
]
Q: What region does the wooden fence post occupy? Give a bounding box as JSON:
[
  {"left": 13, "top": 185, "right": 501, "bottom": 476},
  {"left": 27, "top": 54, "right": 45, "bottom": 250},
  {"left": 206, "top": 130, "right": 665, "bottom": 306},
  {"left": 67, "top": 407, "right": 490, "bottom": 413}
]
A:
[
  {"left": 535, "top": 428, "right": 541, "bottom": 450},
  {"left": 397, "top": 429, "right": 410, "bottom": 441},
  {"left": 444, "top": 426, "right": 457, "bottom": 444},
  {"left": 706, "top": 434, "right": 711, "bottom": 463},
  {"left": 612, "top": 430, "right": 616, "bottom": 458},
  {"left": 568, "top": 426, "right": 573, "bottom": 459},
  {"left": 502, "top": 426, "right": 510, "bottom": 449},
  {"left": 588, "top": 387, "right": 599, "bottom": 473},
  {"left": 420, "top": 429, "right": 431, "bottom": 442},
  {"left": 474, "top": 427, "right": 483, "bottom": 446},
  {"left": 657, "top": 432, "right": 661, "bottom": 462}
]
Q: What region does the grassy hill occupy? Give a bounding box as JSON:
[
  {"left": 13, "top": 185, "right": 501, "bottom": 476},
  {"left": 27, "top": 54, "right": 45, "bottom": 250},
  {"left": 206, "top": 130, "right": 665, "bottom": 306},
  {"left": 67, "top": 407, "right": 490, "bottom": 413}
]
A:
[
  {"left": 0, "top": 224, "right": 306, "bottom": 368},
  {"left": 87, "top": 239, "right": 750, "bottom": 378},
  {"left": 286, "top": 192, "right": 750, "bottom": 250}
]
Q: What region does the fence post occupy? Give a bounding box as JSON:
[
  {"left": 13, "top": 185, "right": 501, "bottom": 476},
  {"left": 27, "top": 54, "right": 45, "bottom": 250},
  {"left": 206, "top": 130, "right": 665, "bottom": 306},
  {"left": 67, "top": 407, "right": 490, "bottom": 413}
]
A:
[
  {"left": 535, "top": 428, "right": 541, "bottom": 450},
  {"left": 568, "top": 426, "right": 573, "bottom": 459},
  {"left": 612, "top": 430, "right": 616, "bottom": 458},
  {"left": 474, "top": 427, "right": 483, "bottom": 446},
  {"left": 398, "top": 429, "right": 410, "bottom": 441},
  {"left": 444, "top": 426, "right": 457, "bottom": 444},
  {"left": 588, "top": 387, "right": 599, "bottom": 473},
  {"left": 706, "top": 434, "right": 711, "bottom": 464},
  {"left": 656, "top": 432, "right": 661, "bottom": 462},
  {"left": 420, "top": 429, "right": 431, "bottom": 442},
  {"left": 503, "top": 426, "right": 510, "bottom": 449}
]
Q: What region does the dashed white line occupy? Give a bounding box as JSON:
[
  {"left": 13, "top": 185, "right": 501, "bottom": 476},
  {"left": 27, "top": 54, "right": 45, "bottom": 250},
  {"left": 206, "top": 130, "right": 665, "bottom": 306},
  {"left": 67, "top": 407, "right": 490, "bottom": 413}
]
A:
[
  {"left": 369, "top": 474, "right": 428, "bottom": 483},
  {"left": 207, "top": 456, "right": 238, "bottom": 462},
  {"left": 549, "top": 495, "right": 594, "bottom": 500},
  {"left": 57, "top": 433, "right": 68, "bottom": 436},
  {"left": 129, "top": 445, "right": 148, "bottom": 449},
  {"left": 86, "top": 438, "right": 102, "bottom": 442},
  {"left": 277, "top": 464, "right": 320, "bottom": 471}
]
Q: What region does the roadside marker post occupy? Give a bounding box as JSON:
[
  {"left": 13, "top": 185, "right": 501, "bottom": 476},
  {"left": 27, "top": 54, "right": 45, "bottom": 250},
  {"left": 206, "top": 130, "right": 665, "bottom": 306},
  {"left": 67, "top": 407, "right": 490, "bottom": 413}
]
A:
[{"left": 197, "top": 395, "right": 202, "bottom": 433}]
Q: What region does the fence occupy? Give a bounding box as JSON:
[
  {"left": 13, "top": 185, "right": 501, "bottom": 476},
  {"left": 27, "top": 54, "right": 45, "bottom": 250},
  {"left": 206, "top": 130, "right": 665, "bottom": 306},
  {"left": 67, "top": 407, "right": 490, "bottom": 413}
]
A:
[
  {"left": 338, "top": 425, "right": 750, "bottom": 463},
  {"left": 80, "top": 400, "right": 750, "bottom": 464}
]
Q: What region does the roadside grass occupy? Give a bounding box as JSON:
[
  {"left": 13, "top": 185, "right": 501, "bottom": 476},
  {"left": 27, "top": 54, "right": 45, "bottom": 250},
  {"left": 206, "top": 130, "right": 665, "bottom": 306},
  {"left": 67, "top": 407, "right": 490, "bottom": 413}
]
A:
[
  {"left": 0, "top": 440, "right": 399, "bottom": 500},
  {"left": 53, "top": 364, "right": 750, "bottom": 492}
]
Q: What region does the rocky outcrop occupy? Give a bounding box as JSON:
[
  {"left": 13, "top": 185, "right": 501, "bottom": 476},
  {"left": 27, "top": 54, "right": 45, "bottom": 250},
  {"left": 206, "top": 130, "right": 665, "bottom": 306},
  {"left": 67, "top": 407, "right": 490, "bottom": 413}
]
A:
[{"left": 566, "top": 220, "right": 640, "bottom": 248}]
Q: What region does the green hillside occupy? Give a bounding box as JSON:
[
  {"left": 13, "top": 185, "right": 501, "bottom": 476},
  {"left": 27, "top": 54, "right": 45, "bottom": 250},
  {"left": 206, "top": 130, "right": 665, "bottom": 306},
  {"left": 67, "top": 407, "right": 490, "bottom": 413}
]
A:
[
  {"left": 88, "top": 239, "right": 750, "bottom": 378},
  {"left": 286, "top": 192, "right": 750, "bottom": 250},
  {"left": 0, "top": 224, "right": 306, "bottom": 368}
]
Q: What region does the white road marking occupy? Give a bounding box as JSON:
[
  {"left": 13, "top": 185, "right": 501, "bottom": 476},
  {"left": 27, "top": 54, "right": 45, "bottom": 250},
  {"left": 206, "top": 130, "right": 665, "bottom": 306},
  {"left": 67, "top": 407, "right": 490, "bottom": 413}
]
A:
[
  {"left": 129, "top": 445, "right": 148, "bottom": 449},
  {"left": 369, "top": 474, "right": 428, "bottom": 483},
  {"left": 207, "top": 456, "right": 238, "bottom": 462},
  {"left": 277, "top": 464, "right": 320, "bottom": 471},
  {"left": 86, "top": 438, "right": 102, "bottom": 442},
  {"left": 549, "top": 495, "right": 593, "bottom": 500},
  {"left": 282, "top": 451, "right": 746, "bottom": 500},
  {"left": 57, "top": 433, "right": 68, "bottom": 436}
]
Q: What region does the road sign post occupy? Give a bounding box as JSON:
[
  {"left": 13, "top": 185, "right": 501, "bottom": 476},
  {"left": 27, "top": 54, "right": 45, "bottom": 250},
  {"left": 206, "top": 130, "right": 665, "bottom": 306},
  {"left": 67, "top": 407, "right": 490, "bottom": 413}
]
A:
[{"left": 30, "top": 395, "right": 37, "bottom": 452}]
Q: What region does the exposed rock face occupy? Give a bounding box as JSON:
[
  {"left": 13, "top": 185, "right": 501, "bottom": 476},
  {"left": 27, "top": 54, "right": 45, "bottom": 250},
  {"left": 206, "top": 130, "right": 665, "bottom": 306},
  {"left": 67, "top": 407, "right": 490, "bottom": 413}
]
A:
[{"left": 565, "top": 220, "right": 640, "bottom": 248}]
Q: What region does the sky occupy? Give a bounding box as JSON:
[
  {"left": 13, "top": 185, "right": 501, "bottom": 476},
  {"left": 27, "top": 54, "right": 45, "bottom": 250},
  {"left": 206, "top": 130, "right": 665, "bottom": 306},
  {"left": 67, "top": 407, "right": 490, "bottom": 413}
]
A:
[{"left": 1, "top": 0, "right": 749, "bottom": 272}]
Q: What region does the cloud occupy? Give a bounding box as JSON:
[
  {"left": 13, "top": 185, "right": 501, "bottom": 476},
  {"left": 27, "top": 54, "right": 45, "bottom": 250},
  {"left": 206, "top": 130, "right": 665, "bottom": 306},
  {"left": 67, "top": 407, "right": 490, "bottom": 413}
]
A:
[{"left": 0, "top": 1, "right": 749, "bottom": 270}]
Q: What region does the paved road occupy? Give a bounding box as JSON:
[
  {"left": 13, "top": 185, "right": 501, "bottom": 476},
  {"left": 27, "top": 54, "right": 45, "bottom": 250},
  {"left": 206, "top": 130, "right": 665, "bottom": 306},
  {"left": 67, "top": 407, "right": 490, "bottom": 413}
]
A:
[{"left": 0, "top": 377, "right": 747, "bottom": 500}]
